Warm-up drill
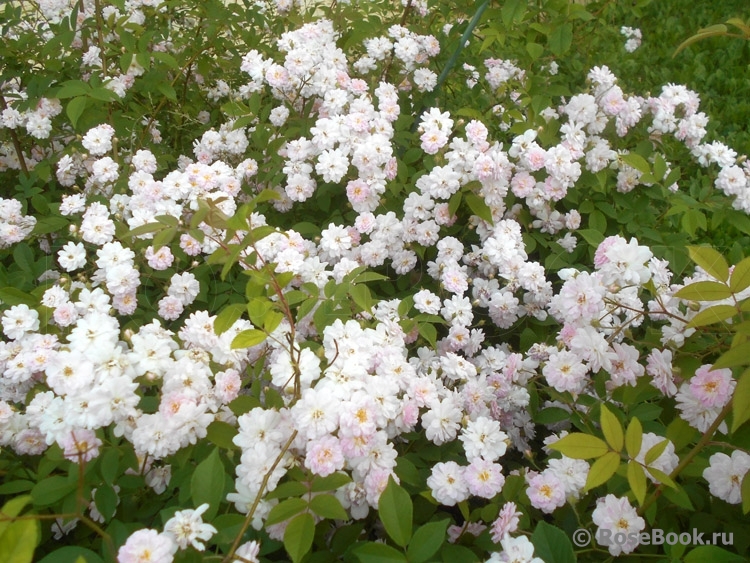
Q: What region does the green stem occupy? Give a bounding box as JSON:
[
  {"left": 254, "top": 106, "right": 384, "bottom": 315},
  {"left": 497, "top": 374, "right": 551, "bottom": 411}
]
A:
[{"left": 0, "top": 95, "right": 29, "bottom": 174}]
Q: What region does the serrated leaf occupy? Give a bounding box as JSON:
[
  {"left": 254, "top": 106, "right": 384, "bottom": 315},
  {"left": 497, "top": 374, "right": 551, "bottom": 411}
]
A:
[
  {"left": 674, "top": 281, "right": 732, "bottom": 301},
  {"left": 378, "top": 477, "right": 412, "bottom": 547},
  {"left": 585, "top": 451, "right": 620, "bottom": 491},
  {"left": 530, "top": 521, "right": 576, "bottom": 563},
  {"left": 600, "top": 404, "right": 624, "bottom": 452},
  {"left": 730, "top": 256, "right": 750, "bottom": 293},
  {"left": 687, "top": 246, "right": 729, "bottom": 282},
  {"left": 548, "top": 433, "right": 609, "bottom": 459},
  {"left": 190, "top": 448, "right": 226, "bottom": 520},
  {"left": 231, "top": 328, "right": 267, "bottom": 349},
  {"left": 625, "top": 418, "right": 643, "bottom": 459},
  {"left": 309, "top": 494, "right": 348, "bottom": 520},
  {"left": 732, "top": 368, "right": 750, "bottom": 433},
  {"left": 406, "top": 519, "right": 449, "bottom": 563},
  {"left": 283, "top": 512, "right": 315, "bottom": 563},
  {"left": 266, "top": 498, "right": 308, "bottom": 526},
  {"left": 686, "top": 305, "right": 737, "bottom": 328},
  {"left": 352, "top": 542, "right": 408, "bottom": 563},
  {"left": 627, "top": 461, "right": 647, "bottom": 505}
]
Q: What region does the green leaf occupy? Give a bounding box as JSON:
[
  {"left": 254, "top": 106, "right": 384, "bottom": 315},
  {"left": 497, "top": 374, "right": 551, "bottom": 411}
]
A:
[
  {"left": 621, "top": 152, "right": 651, "bottom": 175},
  {"left": 548, "top": 23, "right": 573, "bottom": 56},
  {"left": 577, "top": 228, "right": 605, "bottom": 247},
  {"left": 266, "top": 498, "right": 308, "bottom": 526},
  {"left": 731, "top": 368, "right": 750, "bottom": 433},
  {"left": 56, "top": 80, "right": 91, "bottom": 99},
  {"left": 501, "top": 0, "right": 526, "bottom": 27},
  {"left": 0, "top": 518, "right": 39, "bottom": 563},
  {"left": 588, "top": 209, "right": 607, "bottom": 234},
  {"left": 310, "top": 472, "right": 351, "bottom": 492},
  {"left": 683, "top": 545, "right": 746, "bottom": 563},
  {"left": 644, "top": 439, "right": 669, "bottom": 465},
  {"left": 674, "top": 281, "right": 732, "bottom": 301},
  {"left": 712, "top": 345, "right": 750, "bottom": 370},
  {"left": 283, "top": 512, "right": 315, "bottom": 563},
  {"left": 585, "top": 451, "right": 620, "bottom": 491},
  {"left": 0, "top": 287, "right": 37, "bottom": 306},
  {"left": 625, "top": 418, "right": 643, "bottom": 459},
  {"left": 66, "top": 96, "right": 88, "bottom": 130},
  {"left": 123, "top": 222, "right": 164, "bottom": 238},
  {"left": 350, "top": 284, "right": 375, "bottom": 313},
  {"left": 352, "top": 542, "right": 408, "bottom": 563},
  {"left": 464, "top": 192, "right": 493, "bottom": 224},
  {"left": 600, "top": 404, "right": 624, "bottom": 452},
  {"left": 31, "top": 216, "right": 69, "bottom": 236},
  {"left": 378, "top": 477, "right": 412, "bottom": 547},
  {"left": 742, "top": 471, "right": 750, "bottom": 514},
  {"left": 36, "top": 547, "right": 104, "bottom": 563},
  {"left": 190, "top": 448, "right": 226, "bottom": 520},
  {"left": 547, "top": 433, "right": 609, "bottom": 459},
  {"left": 627, "top": 461, "right": 647, "bottom": 505},
  {"left": 686, "top": 305, "right": 737, "bottom": 328},
  {"left": 687, "top": 246, "right": 730, "bottom": 282},
  {"left": 231, "top": 328, "right": 267, "bottom": 349},
  {"left": 214, "top": 303, "right": 245, "bottom": 336},
  {"left": 645, "top": 467, "right": 677, "bottom": 489},
  {"left": 407, "top": 519, "right": 449, "bottom": 563},
  {"left": 526, "top": 42, "right": 544, "bottom": 61},
  {"left": 206, "top": 421, "right": 239, "bottom": 450},
  {"left": 31, "top": 476, "right": 76, "bottom": 507},
  {"left": 730, "top": 256, "right": 750, "bottom": 293},
  {"left": 0, "top": 496, "right": 31, "bottom": 538},
  {"left": 309, "top": 494, "right": 348, "bottom": 520},
  {"left": 530, "top": 521, "right": 576, "bottom": 563},
  {"left": 93, "top": 484, "right": 118, "bottom": 521}
]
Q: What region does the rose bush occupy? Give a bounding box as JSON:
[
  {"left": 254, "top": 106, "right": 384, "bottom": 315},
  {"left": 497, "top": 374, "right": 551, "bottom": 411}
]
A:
[{"left": 1, "top": 0, "right": 749, "bottom": 562}]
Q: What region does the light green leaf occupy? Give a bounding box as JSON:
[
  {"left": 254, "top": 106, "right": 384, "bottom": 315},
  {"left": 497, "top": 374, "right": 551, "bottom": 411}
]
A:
[
  {"left": 621, "top": 152, "right": 651, "bottom": 175},
  {"left": 547, "top": 433, "right": 609, "bottom": 459},
  {"left": 674, "top": 281, "right": 732, "bottom": 301},
  {"left": 644, "top": 439, "right": 669, "bottom": 465},
  {"left": 283, "top": 512, "right": 315, "bottom": 563},
  {"left": 464, "top": 192, "right": 493, "bottom": 224},
  {"left": 0, "top": 518, "right": 39, "bottom": 563},
  {"left": 730, "top": 256, "right": 750, "bottom": 293},
  {"left": 501, "top": 0, "right": 526, "bottom": 27},
  {"left": 627, "top": 461, "right": 647, "bottom": 505},
  {"left": 686, "top": 305, "right": 737, "bottom": 328},
  {"left": 625, "top": 418, "right": 643, "bottom": 459},
  {"left": 407, "top": 519, "right": 449, "bottom": 563},
  {"left": 600, "top": 404, "right": 624, "bottom": 452},
  {"left": 231, "top": 328, "right": 267, "bottom": 349},
  {"left": 646, "top": 467, "right": 677, "bottom": 489},
  {"left": 378, "top": 477, "right": 412, "bottom": 547},
  {"left": 731, "top": 368, "right": 750, "bottom": 433},
  {"left": 36, "top": 546, "right": 104, "bottom": 563},
  {"left": 712, "top": 345, "right": 750, "bottom": 370},
  {"left": 214, "top": 303, "right": 246, "bottom": 336},
  {"left": 585, "top": 451, "right": 620, "bottom": 491},
  {"left": 350, "top": 283, "right": 375, "bottom": 313},
  {"left": 742, "top": 471, "right": 750, "bottom": 514},
  {"left": 687, "top": 246, "right": 730, "bottom": 282},
  {"left": 0, "top": 496, "right": 31, "bottom": 538}
]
